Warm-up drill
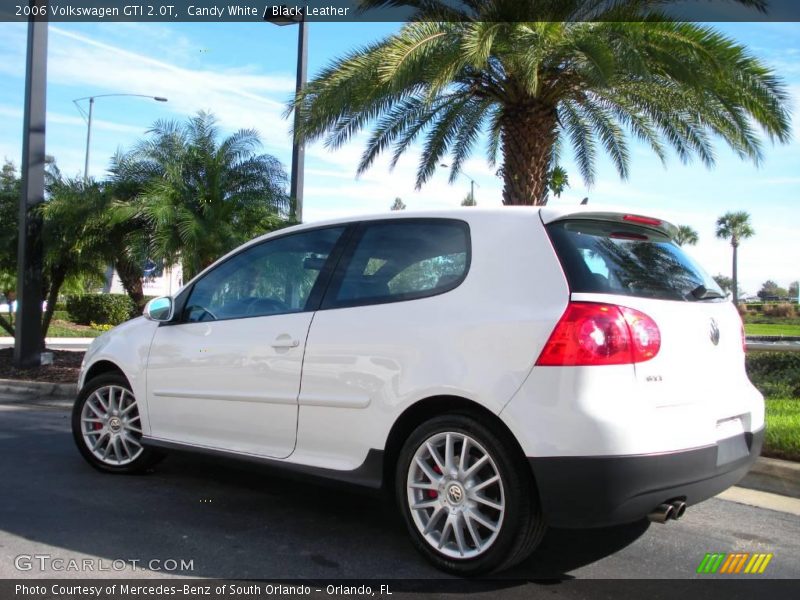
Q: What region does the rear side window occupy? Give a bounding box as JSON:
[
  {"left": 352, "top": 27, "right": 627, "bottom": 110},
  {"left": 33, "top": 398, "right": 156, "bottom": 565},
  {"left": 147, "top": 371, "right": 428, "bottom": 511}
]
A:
[
  {"left": 546, "top": 219, "right": 725, "bottom": 301},
  {"left": 325, "top": 219, "right": 470, "bottom": 308}
]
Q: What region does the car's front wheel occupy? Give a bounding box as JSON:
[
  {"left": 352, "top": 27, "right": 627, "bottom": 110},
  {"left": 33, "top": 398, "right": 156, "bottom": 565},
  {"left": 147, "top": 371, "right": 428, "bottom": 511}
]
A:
[
  {"left": 396, "top": 413, "right": 546, "bottom": 575},
  {"left": 71, "top": 373, "right": 162, "bottom": 473}
]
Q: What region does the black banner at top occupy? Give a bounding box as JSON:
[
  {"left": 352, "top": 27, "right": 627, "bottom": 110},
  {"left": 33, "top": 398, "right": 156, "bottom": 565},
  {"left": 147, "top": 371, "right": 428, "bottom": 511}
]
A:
[{"left": 3, "top": 0, "right": 800, "bottom": 23}]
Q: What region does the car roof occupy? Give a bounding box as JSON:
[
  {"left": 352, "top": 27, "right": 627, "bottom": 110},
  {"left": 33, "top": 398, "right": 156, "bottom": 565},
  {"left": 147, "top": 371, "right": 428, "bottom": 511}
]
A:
[
  {"left": 180, "top": 205, "right": 678, "bottom": 294},
  {"left": 251, "top": 205, "right": 677, "bottom": 243}
]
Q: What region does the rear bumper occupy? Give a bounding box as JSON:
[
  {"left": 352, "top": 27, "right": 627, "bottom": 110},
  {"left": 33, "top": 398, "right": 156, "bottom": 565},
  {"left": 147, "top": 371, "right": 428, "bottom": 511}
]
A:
[{"left": 528, "top": 428, "right": 764, "bottom": 528}]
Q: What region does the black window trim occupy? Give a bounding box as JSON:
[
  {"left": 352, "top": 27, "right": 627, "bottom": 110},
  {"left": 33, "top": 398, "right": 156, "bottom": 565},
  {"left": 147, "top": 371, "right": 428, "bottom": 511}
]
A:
[
  {"left": 319, "top": 217, "right": 472, "bottom": 311},
  {"left": 163, "top": 223, "right": 356, "bottom": 326}
]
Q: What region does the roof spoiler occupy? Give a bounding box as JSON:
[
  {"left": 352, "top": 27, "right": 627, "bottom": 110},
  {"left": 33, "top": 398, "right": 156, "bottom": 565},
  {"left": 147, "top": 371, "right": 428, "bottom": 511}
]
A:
[{"left": 539, "top": 208, "right": 678, "bottom": 240}]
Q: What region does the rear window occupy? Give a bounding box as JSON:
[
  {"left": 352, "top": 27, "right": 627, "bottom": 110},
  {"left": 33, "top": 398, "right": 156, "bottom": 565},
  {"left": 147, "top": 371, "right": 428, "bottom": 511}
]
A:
[{"left": 546, "top": 219, "right": 725, "bottom": 302}]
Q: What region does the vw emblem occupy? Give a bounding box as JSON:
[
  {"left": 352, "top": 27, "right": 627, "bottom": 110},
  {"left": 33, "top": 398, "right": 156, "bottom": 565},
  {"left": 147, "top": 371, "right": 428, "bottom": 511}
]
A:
[
  {"left": 447, "top": 484, "right": 464, "bottom": 504},
  {"left": 709, "top": 318, "right": 720, "bottom": 346},
  {"left": 108, "top": 417, "right": 122, "bottom": 432}
]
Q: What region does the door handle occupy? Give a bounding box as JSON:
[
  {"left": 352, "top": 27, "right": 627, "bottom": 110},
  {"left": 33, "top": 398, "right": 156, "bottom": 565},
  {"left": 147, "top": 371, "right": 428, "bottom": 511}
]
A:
[{"left": 271, "top": 335, "right": 300, "bottom": 349}]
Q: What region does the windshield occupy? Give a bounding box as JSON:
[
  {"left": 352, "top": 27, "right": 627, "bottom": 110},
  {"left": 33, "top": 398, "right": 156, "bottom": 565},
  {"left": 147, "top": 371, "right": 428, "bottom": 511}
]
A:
[{"left": 546, "top": 219, "right": 725, "bottom": 302}]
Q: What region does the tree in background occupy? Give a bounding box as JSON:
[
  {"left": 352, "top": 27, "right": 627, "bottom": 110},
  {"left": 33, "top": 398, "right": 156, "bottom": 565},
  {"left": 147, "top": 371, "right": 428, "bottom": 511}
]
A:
[
  {"left": 673, "top": 225, "right": 699, "bottom": 247},
  {"left": 716, "top": 211, "right": 755, "bottom": 306},
  {"left": 116, "top": 112, "right": 290, "bottom": 282},
  {"left": 461, "top": 192, "right": 476, "bottom": 206},
  {"left": 39, "top": 172, "right": 109, "bottom": 337},
  {"left": 291, "top": 0, "right": 790, "bottom": 205},
  {"left": 390, "top": 197, "right": 406, "bottom": 211},
  {"left": 0, "top": 161, "right": 110, "bottom": 342},
  {"left": 712, "top": 274, "right": 734, "bottom": 296},
  {"left": 0, "top": 161, "right": 20, "bottom": 335},
  {"left": 106, "top": 149, "right": 169, "bottom": 314},
  {"left": 757, "top": 280, "right": 789, "bottom": 300},
  {"left": 547, "top": 166, "right": 569, "bottom": 199},
  {"left": 790, "top": 281, "right": 799, "bottom": 300}
]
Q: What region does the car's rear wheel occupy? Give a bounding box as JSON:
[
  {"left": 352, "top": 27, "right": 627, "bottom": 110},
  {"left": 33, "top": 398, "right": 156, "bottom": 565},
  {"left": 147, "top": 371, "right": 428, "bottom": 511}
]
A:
[
  {"left": 396, "top": 413, "right": 545, "bottom": 575},
  {"left": 71, "top": 373, "right": 162, "bottom": 473}
]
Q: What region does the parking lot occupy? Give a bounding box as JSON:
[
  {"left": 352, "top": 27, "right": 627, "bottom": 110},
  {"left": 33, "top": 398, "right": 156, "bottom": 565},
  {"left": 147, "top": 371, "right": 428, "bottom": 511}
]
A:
[{"left": 1, "top": 399, "right": 799, "bottom": 586}]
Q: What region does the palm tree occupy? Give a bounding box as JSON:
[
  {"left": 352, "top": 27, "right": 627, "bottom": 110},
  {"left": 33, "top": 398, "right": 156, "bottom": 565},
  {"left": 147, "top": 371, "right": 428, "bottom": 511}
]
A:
[
  {"left": 0, "top": 161, "right": 20, "bottom": 336},
  {"left": 292, "top": 1, "right": 790, "bottom": 205},
  {"left": 673, "top": 225, "right": 699, "bottom": 247},
  {"left": 716, "top": 211, "right": 754, "bottom": 305},
  {"left": 39, "top": 175, "right": 109, "bottom": 338},
  {"left": 116, "top": 112, "right": 291, "bottom": 281}
]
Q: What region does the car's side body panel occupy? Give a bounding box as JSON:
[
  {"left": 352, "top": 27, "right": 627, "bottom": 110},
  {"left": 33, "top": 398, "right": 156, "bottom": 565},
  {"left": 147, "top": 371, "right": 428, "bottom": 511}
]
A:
[{"left": 290, "top": 212, "right": 568, "bottom": 470}]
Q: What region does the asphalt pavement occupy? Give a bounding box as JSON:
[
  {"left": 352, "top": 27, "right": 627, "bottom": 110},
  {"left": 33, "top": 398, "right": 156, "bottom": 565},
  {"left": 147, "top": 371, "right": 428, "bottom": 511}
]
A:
[{"left": 0, "top": 398, "right": 798, "bottom": 589}]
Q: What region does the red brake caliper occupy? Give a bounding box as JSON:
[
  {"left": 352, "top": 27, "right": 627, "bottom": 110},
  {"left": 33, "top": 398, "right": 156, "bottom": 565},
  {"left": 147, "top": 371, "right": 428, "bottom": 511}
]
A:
[{"left": 427, "top": 464, "right": 441, "bottom": 499}]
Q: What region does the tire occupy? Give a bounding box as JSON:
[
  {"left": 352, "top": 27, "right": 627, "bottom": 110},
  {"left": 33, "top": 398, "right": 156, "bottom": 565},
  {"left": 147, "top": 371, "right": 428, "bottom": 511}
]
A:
[
  {"left": 395, "top": 413, "right": 546, "bottom": 575},
  {"left": 71, "top": 373, "right": 163, "bottom": 474}
]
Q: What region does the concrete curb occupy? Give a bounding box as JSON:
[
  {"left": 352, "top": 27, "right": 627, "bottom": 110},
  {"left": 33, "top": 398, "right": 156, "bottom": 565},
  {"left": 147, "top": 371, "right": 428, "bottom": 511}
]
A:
[
  {"left": 739, "top": 456, "right": 800, "bottom": 499},
  {"left": 0, "top": 378, "right": 76, "bottom": 400}
]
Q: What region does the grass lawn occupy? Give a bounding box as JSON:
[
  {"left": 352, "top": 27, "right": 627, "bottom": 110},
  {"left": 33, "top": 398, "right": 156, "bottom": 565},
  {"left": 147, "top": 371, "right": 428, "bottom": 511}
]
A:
[
  {"left": 745, "top": 323, "right": 800, "bottom": 337},
  {"left": 45, "top": 319, "right": 103, "bottom": 338},
  {"left": 764, "top": 397, "right": 800, "bottom": 461}
]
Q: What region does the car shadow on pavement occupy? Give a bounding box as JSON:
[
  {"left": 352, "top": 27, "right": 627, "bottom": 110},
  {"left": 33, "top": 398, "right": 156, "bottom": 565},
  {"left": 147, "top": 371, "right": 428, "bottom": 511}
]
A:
[{"left": 0, "top": 405, "right": 650, "bottom": 582}]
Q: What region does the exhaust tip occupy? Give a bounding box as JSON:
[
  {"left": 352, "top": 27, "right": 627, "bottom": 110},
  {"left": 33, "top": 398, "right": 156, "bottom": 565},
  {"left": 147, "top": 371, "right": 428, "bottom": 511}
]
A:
[
  {"left": 670, "top": 500, "right": 687, "bottom": 520},
  {"left": 647, "top": 503, "right": 674, "bottom": 524}
]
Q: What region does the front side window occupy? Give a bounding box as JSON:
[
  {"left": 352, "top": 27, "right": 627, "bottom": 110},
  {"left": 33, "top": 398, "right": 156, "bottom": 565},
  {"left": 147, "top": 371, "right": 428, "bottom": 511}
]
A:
[
  {"left": 183, "top": 227, "right": 345, "bottom": 322},
  {"left": 327, "top": 219, "right": 470, "bottom": 308}
]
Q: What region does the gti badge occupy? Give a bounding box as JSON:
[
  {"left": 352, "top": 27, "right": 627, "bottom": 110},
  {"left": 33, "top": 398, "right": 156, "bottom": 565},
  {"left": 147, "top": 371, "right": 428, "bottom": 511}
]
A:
[{"left": 709, "top": 318, "right": 720, "bottom": 346}]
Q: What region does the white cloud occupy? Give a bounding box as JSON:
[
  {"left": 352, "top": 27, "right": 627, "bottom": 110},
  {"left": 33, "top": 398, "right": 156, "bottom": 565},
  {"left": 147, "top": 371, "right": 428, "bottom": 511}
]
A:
[{"left": 42, "top": 26, "right": 297, "bottom": 152}]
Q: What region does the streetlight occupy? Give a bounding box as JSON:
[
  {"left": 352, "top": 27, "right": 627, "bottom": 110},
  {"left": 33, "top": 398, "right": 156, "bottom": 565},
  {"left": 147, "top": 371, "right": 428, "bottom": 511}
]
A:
[
  {"left": 265, "top": 7, "right": 308, "bottom": 222},
  {"left": 14, "top": 1, "right": 47, "bottom": 368},
  {"left": 72, "top": 93, "right": 168, "bottom": 182},
  {"left": 440, "top": 163, "right": 479, "bottom": 203}
]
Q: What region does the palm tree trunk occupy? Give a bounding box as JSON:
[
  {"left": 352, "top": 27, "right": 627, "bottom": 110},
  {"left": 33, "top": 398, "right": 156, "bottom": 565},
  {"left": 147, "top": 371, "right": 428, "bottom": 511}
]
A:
[
  {"left": 500, "top": 103, "right": 558, "bottom": 206},
  {"left": 731, "top": 241, "right": 739, "bottom": 305},
  {"left": 0, "top": 314, "right": 13, "bottom": 337},
  {"left": 116, "top": 258, "right": 145, "bottom": 315},
  {"left": 41, "top": 268, "right": 66, "bottom": 342}
]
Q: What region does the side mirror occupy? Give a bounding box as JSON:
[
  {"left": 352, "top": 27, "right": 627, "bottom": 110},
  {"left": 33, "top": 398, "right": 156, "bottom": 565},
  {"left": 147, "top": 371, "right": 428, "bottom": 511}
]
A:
[{"left": 144, "top": 296, "right": 174, "bottom": 322}]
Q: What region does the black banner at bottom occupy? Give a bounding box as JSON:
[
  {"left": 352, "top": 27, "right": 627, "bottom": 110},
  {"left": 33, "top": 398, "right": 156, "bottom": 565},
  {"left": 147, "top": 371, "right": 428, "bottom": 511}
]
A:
[{"left": 3, "top": 579, "right": 800, "bottom": 600}]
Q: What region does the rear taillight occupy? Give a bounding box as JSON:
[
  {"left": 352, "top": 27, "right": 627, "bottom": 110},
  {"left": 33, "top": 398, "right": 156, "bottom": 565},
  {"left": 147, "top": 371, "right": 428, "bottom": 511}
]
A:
[{"left": 536, "top": 302, "right": 660, "bottom": 366}]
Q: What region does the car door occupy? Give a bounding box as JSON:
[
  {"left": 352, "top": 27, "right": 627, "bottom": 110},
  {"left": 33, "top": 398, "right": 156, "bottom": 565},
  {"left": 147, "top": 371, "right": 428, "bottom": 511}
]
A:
[
  {"left": 295, "top": 219, "right": 472, "bottom": 467},
  {"left": 146, "top": 226, "right": 346, "bottom": 458}
]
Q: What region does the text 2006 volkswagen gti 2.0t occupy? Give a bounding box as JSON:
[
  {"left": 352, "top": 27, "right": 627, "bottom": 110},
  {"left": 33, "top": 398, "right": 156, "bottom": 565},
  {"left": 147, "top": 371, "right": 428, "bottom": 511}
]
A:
[{"left": 73, "top": 206, "right": 763, "bottom": 575}]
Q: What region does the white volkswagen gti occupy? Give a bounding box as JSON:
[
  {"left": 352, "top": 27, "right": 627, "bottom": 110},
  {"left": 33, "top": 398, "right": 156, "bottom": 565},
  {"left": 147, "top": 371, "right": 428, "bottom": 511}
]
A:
[{"left": 72, "top": 207, "right": 764, "bottom": 575}]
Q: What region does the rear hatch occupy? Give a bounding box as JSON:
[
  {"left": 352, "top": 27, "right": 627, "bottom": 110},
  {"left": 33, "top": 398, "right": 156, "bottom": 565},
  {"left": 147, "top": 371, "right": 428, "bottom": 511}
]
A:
[{"left": 542, "top": 212, "right": 750, "bottom": 412}]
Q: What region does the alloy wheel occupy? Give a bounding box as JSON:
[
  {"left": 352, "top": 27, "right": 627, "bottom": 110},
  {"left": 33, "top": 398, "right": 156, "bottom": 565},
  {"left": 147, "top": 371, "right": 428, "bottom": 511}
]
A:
[
  {"left": 406, "top": 431, "right": 506, "bottom": 559},
  {"left": 79, "top": 385, "right": 144, "bottom": 466}
]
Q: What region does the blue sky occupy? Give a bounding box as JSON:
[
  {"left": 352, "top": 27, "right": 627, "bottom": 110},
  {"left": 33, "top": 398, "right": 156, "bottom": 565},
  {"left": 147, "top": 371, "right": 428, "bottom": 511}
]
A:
[{"left": 0, "top": 20, "right": 798, "bottom": 295}]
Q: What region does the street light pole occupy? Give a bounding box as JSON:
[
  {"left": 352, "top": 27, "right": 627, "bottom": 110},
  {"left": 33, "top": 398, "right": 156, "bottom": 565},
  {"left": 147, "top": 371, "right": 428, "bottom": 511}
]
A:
[
  {"left": 440, "top": 163, "right": 479, "bottom": 203},
  {"left": 84, "top": 97, "right": 93, "bottom": 183},
  {"left": 14, "top": 1, "right": 48, "bottom": 368},
  {"left": 72, "top": 94, "right": 168, "bottom": 182},
  {"left": 265, "top": 9, "right": 308, "bottom": 222},
  {"left": 290, "top": 19, "right": 308, "bottom": 222}
]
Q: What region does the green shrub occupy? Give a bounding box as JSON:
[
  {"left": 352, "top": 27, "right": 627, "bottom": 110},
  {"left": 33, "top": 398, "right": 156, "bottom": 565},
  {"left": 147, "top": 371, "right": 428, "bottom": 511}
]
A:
[
  {"left": 89, "top": 322, "right": 114, "bottom": 332},
  {"left": 746, "top": 352, "right": 800, "bottom": 399},
  {"left": 66, "top": 294, "right": 134, "bottom": 326},
  {"left": 51, "top": 310, "right": 70, "bottom": 321}
]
